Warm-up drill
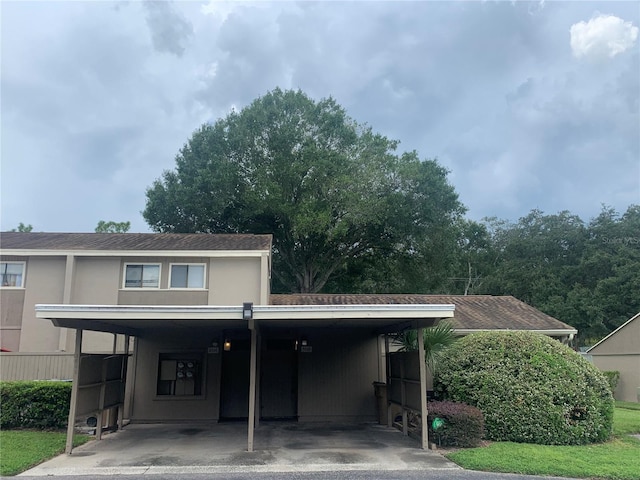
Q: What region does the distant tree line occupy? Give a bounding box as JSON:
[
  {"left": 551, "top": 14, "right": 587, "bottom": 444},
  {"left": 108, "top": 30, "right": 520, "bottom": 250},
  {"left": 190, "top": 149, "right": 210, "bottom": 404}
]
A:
[{"left": 449, "top": 205, "right": 640, "bottom": 346}]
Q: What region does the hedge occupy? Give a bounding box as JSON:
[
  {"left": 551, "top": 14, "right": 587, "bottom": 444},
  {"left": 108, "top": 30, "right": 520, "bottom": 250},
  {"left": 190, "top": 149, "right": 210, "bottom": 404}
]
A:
[
  {"left": 427, "top": 401, "right": 484, "bottom": 447},
  {"left": 602, "top": 371, "right": 620, "bottom": 394},
  {"left": 434, "top": 331, "right": 614, "bottom": 445},
  {"left": 0, "top": 381, "right": 71, "bottom": 429}
]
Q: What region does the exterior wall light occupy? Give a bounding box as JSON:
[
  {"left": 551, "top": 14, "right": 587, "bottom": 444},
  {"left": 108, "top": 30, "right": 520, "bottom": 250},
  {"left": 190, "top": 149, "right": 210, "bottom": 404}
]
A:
[
  {"left": 224, "top": 339, "right": 231, "bottom": 351},
  {"left": 243, "top": 302, "right": 253, "bottom": 320}
]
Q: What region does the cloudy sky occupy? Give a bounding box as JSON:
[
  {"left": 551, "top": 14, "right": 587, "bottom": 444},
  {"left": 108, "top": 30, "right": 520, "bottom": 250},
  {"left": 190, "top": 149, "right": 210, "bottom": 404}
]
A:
[{"left": 1, "top": 1, "right": 638, "bottom": 233}]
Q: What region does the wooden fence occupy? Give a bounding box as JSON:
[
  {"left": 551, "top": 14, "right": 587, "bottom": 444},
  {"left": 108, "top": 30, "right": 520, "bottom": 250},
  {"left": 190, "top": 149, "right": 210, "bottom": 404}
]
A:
[{"left": 0, "top": 353, "right": 74, "bottom": 381}]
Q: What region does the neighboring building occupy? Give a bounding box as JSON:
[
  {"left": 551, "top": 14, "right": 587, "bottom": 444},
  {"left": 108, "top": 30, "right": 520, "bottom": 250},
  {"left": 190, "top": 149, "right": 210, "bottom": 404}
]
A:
[{"left": 587, "top": 313, "right": 640, "bottom": 403}]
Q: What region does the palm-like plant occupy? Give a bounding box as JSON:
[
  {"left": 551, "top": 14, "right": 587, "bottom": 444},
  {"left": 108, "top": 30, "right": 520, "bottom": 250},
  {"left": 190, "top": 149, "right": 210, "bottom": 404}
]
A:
[{"left": 391, "top": 321, "right": 457, "bottom": 372}]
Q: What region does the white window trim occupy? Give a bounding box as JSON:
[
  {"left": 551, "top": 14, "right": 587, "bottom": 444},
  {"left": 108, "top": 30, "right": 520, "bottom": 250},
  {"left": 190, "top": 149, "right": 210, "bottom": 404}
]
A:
[
  {"left": 1, "top": 261, "right": 26, "bottom": 289},
  {"left": 168, "top": 263, "right": 207, "bottom": 290},
  {"left": 122, "top": 263, "right": 161, "bottom": 289}
]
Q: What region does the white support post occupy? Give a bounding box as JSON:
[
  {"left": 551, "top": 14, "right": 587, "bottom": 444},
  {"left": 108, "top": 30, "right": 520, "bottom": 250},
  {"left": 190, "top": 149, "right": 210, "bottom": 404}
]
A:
[
  {"left": 417, "top": 327, "right": 429, "bottom": 450},
  {"left": 247, "top": 318, "right": 258, "bottom": 452},
  {"left": 401, "top": 357, "right": 408, "bottom": 436},
  {"left": 385, "top": 334, "right": 392, "bottom": 427},
  {"left": 255, "top": 331, "right": 261, "bottom": 428},
  {"left": 96, "top": 357, "right": 108, "bottom": 440},
  {"left": 118, "top": 335, "right": 130, "bottom": 431},
  {"left": 66, "top": 329, "right": 82, "bottom": 454}
]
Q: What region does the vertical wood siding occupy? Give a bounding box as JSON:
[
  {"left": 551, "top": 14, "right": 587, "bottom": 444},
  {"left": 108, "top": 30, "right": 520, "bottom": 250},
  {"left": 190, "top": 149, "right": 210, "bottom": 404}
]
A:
[{"left": 0, "top": 353, "right": 74, "bottom": 380}]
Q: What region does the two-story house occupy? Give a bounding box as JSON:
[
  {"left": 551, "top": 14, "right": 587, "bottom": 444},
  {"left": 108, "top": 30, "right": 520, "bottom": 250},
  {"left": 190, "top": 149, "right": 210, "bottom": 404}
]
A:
[
  {"left": 0, "top": 232, "right": 577, "bottom": 451},
  {"left": 1, "top": 232, "right": 459, "bottom": 451}
]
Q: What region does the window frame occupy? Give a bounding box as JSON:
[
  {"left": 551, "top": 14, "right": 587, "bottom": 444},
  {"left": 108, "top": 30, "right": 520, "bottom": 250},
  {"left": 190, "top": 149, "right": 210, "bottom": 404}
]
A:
[
  {"left": 122, "top": 263, "right": 161, "bottom": 289},
  {"left": 1, "top": 261, "right": 26, "bottom": 288},
  {"left": 168, "top": 263, "right": 207, "bottom": 290}
]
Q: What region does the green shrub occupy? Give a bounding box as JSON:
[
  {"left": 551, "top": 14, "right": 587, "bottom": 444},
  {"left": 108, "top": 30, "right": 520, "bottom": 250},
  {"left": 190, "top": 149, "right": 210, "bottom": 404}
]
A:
[
  {"left": 427, "top": 401, "right": 484, "bottom": 447},
  {"left": 602, "top": 371, "right": 620, "bottom": 394},
  {"left": 434, "top": 331, "right": 614, "bottom": 445},
  {"left": 0, "top": 381, "right": 71, "bottom": 429}
]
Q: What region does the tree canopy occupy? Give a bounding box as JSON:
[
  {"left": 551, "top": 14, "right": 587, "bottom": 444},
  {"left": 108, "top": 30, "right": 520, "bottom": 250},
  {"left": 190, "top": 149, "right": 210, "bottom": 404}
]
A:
[
  {"left": 144, "top": 88, "right": 465, "bottom": 293},
  {"left": 95, "top": 220, "right": 131, "bottom": 233},
  {"left": 10, "top": 223, "right": 33, "bottom": 232}
]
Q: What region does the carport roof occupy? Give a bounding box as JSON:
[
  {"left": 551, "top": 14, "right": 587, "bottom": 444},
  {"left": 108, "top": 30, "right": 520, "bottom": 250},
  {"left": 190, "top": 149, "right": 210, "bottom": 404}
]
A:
[
  {"left": 271, "top": 294, "right": 577, "bottom": 336},
  {"left": 36, "top": 303, "right": 455, "bottom": 337}
]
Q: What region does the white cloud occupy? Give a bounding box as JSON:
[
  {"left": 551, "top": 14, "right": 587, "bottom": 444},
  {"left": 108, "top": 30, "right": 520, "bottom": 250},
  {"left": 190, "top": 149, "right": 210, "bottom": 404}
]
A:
[{"left": 570, "top": 14, "right": 638, "bottom": 60}]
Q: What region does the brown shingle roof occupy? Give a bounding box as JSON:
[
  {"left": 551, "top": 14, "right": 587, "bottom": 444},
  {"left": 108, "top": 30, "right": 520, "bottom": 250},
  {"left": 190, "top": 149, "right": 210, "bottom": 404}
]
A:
[
  {"left": 0, "top": 232, "right": 272, "bottom": 252},
  {"left": 270, "top": 294, "right": 576, "bottom": 332}
]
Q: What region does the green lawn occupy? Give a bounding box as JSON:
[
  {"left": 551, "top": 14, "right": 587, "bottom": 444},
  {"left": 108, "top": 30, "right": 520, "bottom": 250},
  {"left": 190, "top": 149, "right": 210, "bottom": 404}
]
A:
[
  {"left": 615, "top": 407, "right": 640, "bottom": 436},
  {"left": 446, "top": 406, "right": 640, "bottom": 480},
  {"left": 0, "top": 430, "right": 90, "bottom": 476},
  {"left": 617, "top": 401, "right": 640, "bottom": 411}
]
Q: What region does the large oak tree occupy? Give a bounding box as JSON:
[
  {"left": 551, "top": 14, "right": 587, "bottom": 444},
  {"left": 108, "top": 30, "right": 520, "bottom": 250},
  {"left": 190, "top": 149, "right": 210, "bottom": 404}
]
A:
[{"left": 144, "top": 89, "right": 465, "bottom": 293}]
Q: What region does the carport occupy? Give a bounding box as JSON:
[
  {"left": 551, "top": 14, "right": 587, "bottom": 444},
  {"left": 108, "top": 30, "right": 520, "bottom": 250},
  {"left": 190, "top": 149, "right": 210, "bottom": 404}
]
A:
[{"left": 36, "top": 302, "right": 454, "bottom": 454}]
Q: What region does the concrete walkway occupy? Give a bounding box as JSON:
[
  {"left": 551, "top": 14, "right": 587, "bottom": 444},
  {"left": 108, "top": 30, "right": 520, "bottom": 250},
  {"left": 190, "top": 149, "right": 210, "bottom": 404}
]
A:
[{"left": 20, "top": 422, "right": 461, "bottom": 476}]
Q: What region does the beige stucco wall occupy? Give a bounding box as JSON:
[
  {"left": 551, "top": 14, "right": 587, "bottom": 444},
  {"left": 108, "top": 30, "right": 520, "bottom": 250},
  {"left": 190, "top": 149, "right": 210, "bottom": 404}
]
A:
[
  {"left": 118, "top": 290, "right": 209, "bottom": 305},
  {"left": 297, "top": 330, "right": 378, "bottom": 422},
  {"left": 130, "top": 335, "right": 222, "bottom": 422},
  {"left": 590, "top": 316, "right": 640, "bottom": 402},
  {"left": 208, "top": 257, "right": 262, "bottom": 305},
  {"left": 19, "top": 257, "right": 66, "bottom": 352},
  {"left": 67, "top": 257, "right": 123, "bottom": 352},
  {"left": 128, "top": 328, "right": 381, "bottom": 423},
  {"left": 73, "top": 257, "right": 121, "bottom": 303},
  {"left": 590, "top": 318, "right": 639, "bottom": 355},
  {"left": 8, "top": 254, "right": 267, "bottom": 354},
  {"left": 592, "top": 355, "right": 640, "bottom": 402}
]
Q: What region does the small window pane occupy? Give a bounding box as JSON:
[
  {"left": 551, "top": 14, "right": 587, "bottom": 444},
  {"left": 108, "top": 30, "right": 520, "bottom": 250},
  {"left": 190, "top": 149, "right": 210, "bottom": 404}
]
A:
[
  {"left": 171, "top": 265, "right": 188, "bottom": 288},
  {"left": 1, "top": 263, "right": 24, "bottom": 287},
  {"left": 187, "top": 265, "right": 204, "bottom": 288},
  {"left": 142, "top": 265, "right": 160, "bottom": 287},
  {"left": 125, "top": 265, "right": 143, "bottom": 287}
]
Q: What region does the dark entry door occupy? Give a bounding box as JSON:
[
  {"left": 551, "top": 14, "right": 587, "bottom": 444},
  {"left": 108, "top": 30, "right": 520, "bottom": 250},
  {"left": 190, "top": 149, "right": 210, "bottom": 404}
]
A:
[
  {"left": 219, "top": 339, "right": 250, "bottom": 419},
  {"left": 260, "top": 338, "right": 297, "bottom": 419}
]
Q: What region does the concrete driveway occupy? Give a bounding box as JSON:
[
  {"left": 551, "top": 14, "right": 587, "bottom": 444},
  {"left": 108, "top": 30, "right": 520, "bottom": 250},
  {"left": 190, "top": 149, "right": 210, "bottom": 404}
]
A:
[{"left": 20, "top": 422, "right": 461, "bottom": 476}]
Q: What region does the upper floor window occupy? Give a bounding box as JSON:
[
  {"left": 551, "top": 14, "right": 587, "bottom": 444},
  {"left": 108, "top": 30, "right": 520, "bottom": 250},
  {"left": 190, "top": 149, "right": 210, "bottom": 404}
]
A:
[
  {"left": 170, "top": 264, "right": 205, "bottom": 289},
  {"left": 124, "top": 264, "right": 160, "bottom": 288},
  {"left": 1, "top": 262, "right": 25, "bottom": 288}
]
